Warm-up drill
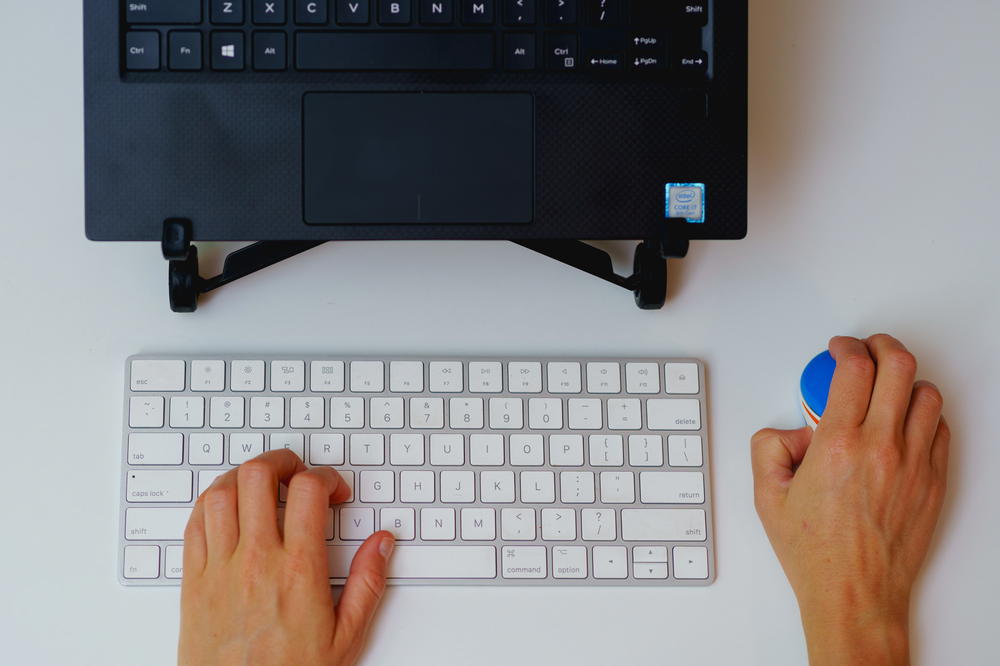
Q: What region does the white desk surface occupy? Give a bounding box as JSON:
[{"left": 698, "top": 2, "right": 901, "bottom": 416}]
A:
[{"left": 1, "top": 1, "right": 998, "bottom": 664}]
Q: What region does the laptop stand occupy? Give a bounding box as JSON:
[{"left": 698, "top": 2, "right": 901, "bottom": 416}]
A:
[{"left": 162, "top": 219, "right": 690, "bottom": 313}]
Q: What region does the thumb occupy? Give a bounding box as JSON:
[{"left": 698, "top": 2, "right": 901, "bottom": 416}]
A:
[
  {"left": 750, "top": 427, "right": 813, "bottom": 506},
  {"left": 336, "top": 531, "right": 395, "bottom": 650}
]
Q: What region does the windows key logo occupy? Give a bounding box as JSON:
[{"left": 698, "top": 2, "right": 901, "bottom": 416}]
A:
[
  {"left": 665, "top": 183, "right": 706, "bottom": 224},
  {"left": 220, "top": 44, "right": 235, "bottom": 58}
]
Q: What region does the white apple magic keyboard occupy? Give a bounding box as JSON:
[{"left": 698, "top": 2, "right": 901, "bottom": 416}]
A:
[{"left": 120, "top": 356, "right": 714, "bottom": 586}]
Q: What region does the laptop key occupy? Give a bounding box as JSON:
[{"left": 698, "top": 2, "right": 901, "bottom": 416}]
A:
[
  {"left": 296, "top": 32, "right": 493, "bottom": 69},
  {"left": 125, "top": 31, "right": 160, "bottom": 71},
  {"left": 462, "top": 0, "right": 494, "bottom": 24},
  {"left": 337, "top": 0, "right": 371, "bottom": 24},
  {"left": 254, "top": 32, "right": 287, "bottom": 70},
  {"left": 296, "top": 0, "right": 329, "bottom": 23},
  {"left": 253, "top": 0, "right": 287, "bottom": 23},
  {"left": 545, "top": 33, "right": 577, "bottom": 70},
  {"left": 504, "top": 0, "right": 535, "bottom": 25},
  {"left": 379, "top": 0, "right": 412, "bottom": 24},
  {"left": 126, "top": 0, "right": 202, "bottom": 24},
  {"left": 211, "top": 0, "right": 246, "bottom": 24},
  {"left": 168, "top": 31, "right": 202, "bottom": 70},
  {"left": 504, "top": 33, "right": 535, "bottom": 69},
  {"left": 420, "top": 0, "right": 454, "bottom": 24},
  {"left": 545, "top": 0, "right": 575, "bottom": 24},
  {"left": 211, "top": 32, "right": 246, "bottom": 70}
]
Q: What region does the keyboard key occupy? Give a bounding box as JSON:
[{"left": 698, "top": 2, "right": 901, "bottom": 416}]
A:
[
  {"left": 191, "top": 360, "right": 225, "bottom": 391},
  {"left": 520, "top": 471, "right": 555, "bottom": 503},
  {"left": 646, "top": 398, "right": 701, "bottom": 430},
  {"left": 586, "top": 0, "right": 617, "bottom": 25},
  {"left": 420, "top": 0, "right": 454, "bottom": 23},
  {"left": 552, "top": 545, "right": 587, "bottom": 578},
  {"left": 350, "top": 434, "right": 385, "bottom": 464},
  {"left": 340, "top": 508, "right": 375, "bottom": 540},
  {"left": 461, "top": 0, "right": 494, "bottom": 23},
  {"left": 131, "top": 360, "right": 184, "bottom": 392},
  {"left": 503, "top": 33, "right": 536, "bottom": 70},
  {"left": 360, "top": 470, "right": 395, "bottom": 502},
  {"left": 350, "top": 361, "right": 384, "bottom": 392},
  {"left": 541, "top": 509, "right": 575, "bottom": 540},
  {"left": 189, "top": 433, "right": 224, "bottom": 465},
  {"left": 507, "top": 362, "right": 542, "bottom": 393},
  {"left": 429, "top": 362, "right": 463, "bottom": 392},
  {"left": 592, "top": 546, "right": 627, "bottom": 578},
  {"left": 500, "top": 546, "right": 546, "bottom": 578},
  {"left": 545, "top": 32, "right": 577, "bottom": 69},
  {"left": 677, "top": 1, "right": 708, "bottom": 26},
  {"left": 547, "top": 362, "right": 581, "bottom": 393},
  {"left": 127, "top": 0, "right": 202, "bottom": 24},
  {"left": 309, "top": 433, "right": 345, "bottom": 465},
  {"left": 250, "top": 397, "right": 285, "bottom": 428},
  {"left": 164, "top": 545, "right": 184, "bottom": 579},
  {"left": 128, "top": 433, "right": 184, "bottom": 466},
  {"left": 504, "top": 0, "right": 535, "bottom": 24},
  {"left": 296, "top": 0, "right": 329, "bottom": 22},
  {"left": 450, "top": 397, "right": 484, "bottom": 429},
  {"left": 400, "top": 471, "right": 435, "bottom": 502},
  {"left": 625, "top": 362, "right": 659, "bottom": 394},
  {"left": 211, "top": 0, "right": 245, "bottom": 23},
  {"left": 379, "top": 0, "right": 411, "bottom": 23},
  {"left": 337, "top": 0, "right": 371, "bottom": 23},
  {"left": 230, "top": 433, "right": 264, "bottom": 463},
  {"left": 665, "top": 363, "right": 699, "bottom": 394},
  {"left": 380, "top": 507, "right": 416, "bottom": 540},
  {"left": 673, "top": 546, "right": 709, "bottom": 579},
  {"left": 589, "top": 435, "right": 623, "bottom": 466},
  {"left": 545, "top": 0, "right": 575, "bottom": 24},
  {"left": 528, "top": 398, "right": 562, "bottom": 429},
  {"left": 560, "top": 470, "right": 595, "bottom": 503},
  {"left": 633, "top": 545, "right": 668, "bottom": 563},
  {"left": 125, "top": 507, "right": 192, "bottom": 540},
  {"left": 410, "top": 398, "right": 444, "bottom": 429},
  {"left": 253, "top": 0, "right": 287, "bottom": 22},
  {"left": 607, "top": 398, "right": 640, "bottom": 430},
  {"left": 581, "top": 508, "right": 615, "bottom": 540},
  {"left": 270, "top": 361, "right": 304, "bottom": 391},
  {"left": 481, "top": 471, "right": 515, "bottom": 502},
  {"left": 169, "top": 396, "right": 205, "bottom": 428},
  {"left": 639, "top": 471, "right": 704, "bottom": 504},
  {"left": 330, "top": 397, "right": 364, "bottom": 427},
  {"left": 461, "top": 507, "right": 496, "bottom": 539},
  {"left": 586, "top": 362, "right": 620, "bottom": 393},
  {"left": 268, "top": 433, "right": 305, "bottom": 459},
  {"left": 568, "top": 398, "right": 602, "bottom": 429},
  {"left": 489, "top": 398, "right": 523, "bottom": 429},
  {"left": 440, "top": 471, "right": 475, "bottom": 502},
  {"left": 628, "top": 434, "right": 663, "bottom": 467},
  {"left": 667, "top": 434, "right": 703, "bottom": 467},
  {"left": 129, "top": 396, "right": 164, "bottom": 428},
  {"left": 290, "top": 397, "right": 324, "bottom": 428},
  {"left": 390, "top": 361, "right": 424, "bottom": 392},
  {"left": 469, "top": 434, "right": 504, "bottom": 465},
  {"left": 501, "top": 508, "right": 536, "bottom": 539},
  {"left": 600, "top": 471, "right": 634, "bottom": 503},
  {"left": 509, "top": 434, "right": 543, "bottom": 465},
  {"left": 231, "top": 360, "right": 265, "bottom": 391},
  {"left": 126, "top": 470, "right": 193, "bottom": 503},
  {"left": 389, "top": 433, "right": 424, "bottom": 465},
  {"left": 468, "top": 362, "right": 503, "bottom": 392},
  {"left": 677, "top": 50, "right": 709, "bottom": 77},
  {"left": 634, "top": 562, "right": 668, "bottom": 579},
  {"left": 549, "top": 434, "right": 584, "bottom": 466},
  {"left": 310, "top": 361, "right": 345, "bottom": 392},
  {"left": 329, "top": 545, "right": 497, "bottom": 579},
  {"left": 371, "top": 397, "right": 404, "bottom": 428},
  {"left": 298, "top": 32, "right": 493, "bottom": 70},
  {"left": 123, "top": 546, "right": 160, "bottom": 579},
  {"left": 168, "top": 31, "right": 203, "bottom": 70},
  {"left": 421, "top": 508, "right": 456, "bottom": 540},
  {"left": 430, "top": 434, "right": 464, "bottom": 465},
  {"left": 620, "top": 508, "right": 706, "bottom": 541}
]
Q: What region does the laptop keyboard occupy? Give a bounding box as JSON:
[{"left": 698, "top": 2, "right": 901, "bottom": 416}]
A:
[
  {"left": 120, "top": 356, "right": 714, "bottom": 586},
  {"left": 122, "top": 0, "right": 711, "bottom": 75}
]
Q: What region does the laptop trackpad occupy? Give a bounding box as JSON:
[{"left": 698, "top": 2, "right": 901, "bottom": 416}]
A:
[{"left": 303, "top": 93, "right": 533, "bottom": 225}]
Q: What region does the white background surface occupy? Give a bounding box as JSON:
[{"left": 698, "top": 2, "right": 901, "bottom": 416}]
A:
[{"left": 1, "top": 1, "right": 998, "bottom": 664}]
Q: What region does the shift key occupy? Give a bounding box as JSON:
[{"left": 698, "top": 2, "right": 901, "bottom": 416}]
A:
[{"left": 126, "top": 0, "right": 202, "bottom": 24}]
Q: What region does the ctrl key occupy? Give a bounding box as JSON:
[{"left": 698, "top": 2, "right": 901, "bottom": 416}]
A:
[
  {"left": 126, "top": 31, "right": 160, "bottom": 71},
  {"left": 123, "top": 545, "right": 160, "bottom": 579}
]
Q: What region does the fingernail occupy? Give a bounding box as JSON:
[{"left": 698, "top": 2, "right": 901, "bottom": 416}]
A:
[{"left": 379, "top": 535, "right": 395, "bottom": 560}]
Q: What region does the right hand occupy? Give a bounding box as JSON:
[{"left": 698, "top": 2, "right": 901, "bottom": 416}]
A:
[{"left": 751, "top": 335, "right": 949, "bottom": 665}]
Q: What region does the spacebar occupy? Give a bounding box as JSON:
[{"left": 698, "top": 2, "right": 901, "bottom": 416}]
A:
[
  {"left": 328, "top": 545, "right": 497, "bottom": 579},
  {"left": 296, "top": 32, "right": 494, "bottom": 70}
]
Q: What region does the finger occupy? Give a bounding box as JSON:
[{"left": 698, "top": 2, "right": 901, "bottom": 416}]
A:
[
  {"left": 336, "top": 532, "right": 395, "bottom": 644},
  {"left": 182, "top": 498, "right": 208, "bottom": 576},
  {"left": 236, "top": 449, "right": 308, "bottom": 545},
  {"left": 284, "top": 467, "right": 351, "bottom": 557},
  {"left": 822, "top": 336, "right": 876, "bottom": 428},
  {"left": 930, "top": 416, "right": 951, "bottom": 479},
  {"left": 751, "top": 427, "right": 813, "bottom": 503},
  {"left": 201, "top": 468, "right": 240, "bottom": 561},
  {"left": 902, "top": 380, "right": 944, "bottom": 457},
  {"left": 865, "top": 334, "right": 918, "bottom": 430}
]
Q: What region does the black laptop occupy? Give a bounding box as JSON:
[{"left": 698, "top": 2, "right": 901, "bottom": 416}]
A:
[{"left": 85, "top": 0, "right": 745, "bottom": 243}]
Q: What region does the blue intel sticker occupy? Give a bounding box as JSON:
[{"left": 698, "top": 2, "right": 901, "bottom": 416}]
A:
[{"left": 665, "top": 183, "right": 706, "bottom": 223}]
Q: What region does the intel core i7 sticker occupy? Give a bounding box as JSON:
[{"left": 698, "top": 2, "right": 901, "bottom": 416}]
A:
[{"left": 665, "top": 183, "right": 706, "bottom": 223}]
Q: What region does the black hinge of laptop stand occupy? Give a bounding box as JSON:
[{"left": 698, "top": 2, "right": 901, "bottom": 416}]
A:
[{"left": 161, "top": 218, "right": 689, "bottom": 313}]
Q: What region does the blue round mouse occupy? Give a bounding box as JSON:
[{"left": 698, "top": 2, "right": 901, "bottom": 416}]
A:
[{"left": 800, "top": 350, "right": 836, "bottom": 429}]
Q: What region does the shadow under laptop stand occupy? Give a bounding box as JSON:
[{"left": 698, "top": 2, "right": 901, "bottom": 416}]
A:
[{"left": 162, "top": 219, "right": 690, "bottom": 313}]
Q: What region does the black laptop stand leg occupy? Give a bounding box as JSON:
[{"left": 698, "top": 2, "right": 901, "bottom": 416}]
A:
[
  {"left": 515, "top": 223, "right": 689, "bottom": 310},
  {"left": 162, "top": 219, "right": 326, "bottom": 313}
]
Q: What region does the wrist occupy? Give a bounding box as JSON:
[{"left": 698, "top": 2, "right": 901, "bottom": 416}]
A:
[{"left": 797, "top": 584, "right": 910, "bottom": 666}]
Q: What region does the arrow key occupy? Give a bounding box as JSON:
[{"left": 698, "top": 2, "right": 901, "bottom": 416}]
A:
[
  {"left": 585, "top": 51, "right": 622, "bottom": 70},
  {"left": 634, "top": 562, "right": 668, "bottom": 579},
  {"left": 676, "top": 50, "right": 708, "bottom": 77}
]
